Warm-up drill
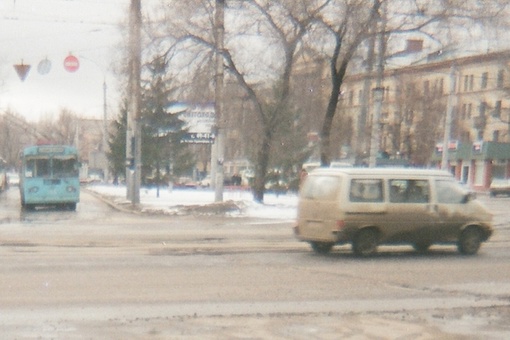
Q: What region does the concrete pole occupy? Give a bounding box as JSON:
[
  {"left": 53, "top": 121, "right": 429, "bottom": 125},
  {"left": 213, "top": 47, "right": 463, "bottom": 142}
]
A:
[
  {"left": 126, "top": 0, "right": 142, "bottom": 204},
  {"left": 368, "top": 13, "right": 386, "bottom": 168},
  {"left": 356, "top": 26, "right": 375, "bottom": 164},
  {"left": 441, "top": 65, "right": 457, "bottom": 171},
  {"left": 213, "top": 0, "right": 225, "bottom": 202}
]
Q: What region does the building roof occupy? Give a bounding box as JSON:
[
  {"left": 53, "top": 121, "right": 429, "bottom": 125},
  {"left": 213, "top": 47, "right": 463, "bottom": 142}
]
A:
[{"left": 345, "top": 49, "right": 510, "bottom": 82}]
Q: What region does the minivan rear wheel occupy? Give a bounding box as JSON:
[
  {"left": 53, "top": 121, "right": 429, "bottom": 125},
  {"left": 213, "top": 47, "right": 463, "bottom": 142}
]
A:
[
  {"left": 310, "top": 241, "right": 334, "bottom": 254},
  {"left": 458, "top": 227, "right": 482, "bottom": 255},
  {"left": 352, "top": 229, "right": 378, "bottom": 257}
]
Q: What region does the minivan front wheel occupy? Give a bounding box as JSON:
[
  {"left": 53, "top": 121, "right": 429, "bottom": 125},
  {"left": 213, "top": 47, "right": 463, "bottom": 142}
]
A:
[
  {"left": 310, "top": 241, "right": 334, "bottom": 254},
  {"left": 458, "top": 227, "right": 482, "bottom": 255},
  {"left": 352, "top": 229, "right": 379, "bottom": 257}
]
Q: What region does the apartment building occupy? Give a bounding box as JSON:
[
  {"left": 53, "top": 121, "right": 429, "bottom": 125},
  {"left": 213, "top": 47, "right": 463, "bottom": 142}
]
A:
[{"left": 340, "top": 45, "right": 510, "bottom": 190}]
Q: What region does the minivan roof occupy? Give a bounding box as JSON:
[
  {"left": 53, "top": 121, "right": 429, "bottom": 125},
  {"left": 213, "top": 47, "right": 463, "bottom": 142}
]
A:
[{"left": 309, "top": 167, "right": 453, "bottom": 178}]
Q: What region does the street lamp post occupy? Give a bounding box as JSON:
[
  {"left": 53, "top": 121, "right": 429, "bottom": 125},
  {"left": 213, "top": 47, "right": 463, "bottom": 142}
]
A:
[
  {"left": 441, "top": 65, "right": 457, "bottom": 171},
  {"left": 102, "top": 79, "right": 109, "bottom": 183},
  {"left": 79, "top": 55, "right": 109, "bottom": 183}
]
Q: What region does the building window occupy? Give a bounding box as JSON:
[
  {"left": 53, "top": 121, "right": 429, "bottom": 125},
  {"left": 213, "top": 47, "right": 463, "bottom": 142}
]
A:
[
  {"left": 464, "top": 75, "right": 469, "bottom": 91},
  {"left": 493, "top": 130, "right": 500, "bottom": 142},
  {"left": 479, "top": 102, "right": 487, "bottom": 117},
  {"left": 349, "top": 90, "right": 354, "bottom": 105},
  {"left": 358, "top": 90, "right": 363, "bottom": 104},
  {"left": 481, "top": 72, "right": 488, "bottom": 89},
  {"left": 477, "top": 130, "right": 484, "bottom": 140},
  {"left": 461, "top": 131, "right": 470, "bottom": 142},
  {"left": 467, "top": 103, "right": 472, "bottom": 119},
  {"left": 462, "top": 104, "right": 467, "bottom": 120},
  {"left": 494, "top": 100, "right": 502, "bottom": 118},
  {"left": 424, "top": 80, "right": 430, "bottom": 96},
  {"left": 497, "top": 70, "right": 504, "bottom": 88},
  {"left": 469, "top": 75, "right": 474, "bottom": 91},
  {"left": 438, "top": 78, "right": 444, "bottom": 94}
]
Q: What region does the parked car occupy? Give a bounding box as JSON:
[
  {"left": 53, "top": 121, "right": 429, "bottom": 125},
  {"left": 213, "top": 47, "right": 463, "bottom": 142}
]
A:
[
  {"left": 489, "top": 178, "right": 510, "bottom": 197},
  {"left": 295, "top": 168, "right": 493, "bottom": 256},
  {"left": 175, "top": 177, "right": 198, "bottom": 189},
  {"left": 198, "top": 176, "right": 211, "bottom": 188},
  {"left": 7, "top": 172, "right": 19, "bottom": 186}
]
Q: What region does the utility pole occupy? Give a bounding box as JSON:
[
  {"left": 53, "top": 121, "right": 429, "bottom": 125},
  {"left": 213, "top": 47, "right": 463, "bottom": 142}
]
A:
[
  {"left": 213, "top": 0, "right": 225, "bottom": 202},
  {"left": 126, "top": 0, "right": 142, "bottom": 204},
  {"left": 368, "top": 7, "right": 386, "bottom": 168},
  {"left": 441, "top": 65, "right": 457, "bottom": 171},
  {"left": 356, "top": 24, "right": 375, "bottom": 165}
]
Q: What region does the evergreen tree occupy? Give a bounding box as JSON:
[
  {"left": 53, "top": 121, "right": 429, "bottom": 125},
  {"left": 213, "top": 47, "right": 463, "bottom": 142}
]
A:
[
  {"left": 140, "top": 55, "right": 194, "bottom": 185},
  {"left": 107, "top": 101, "right": 128, "bottom": 184},
  {"left": 108, "top": 55, "right": 195, "bottom": 187}
]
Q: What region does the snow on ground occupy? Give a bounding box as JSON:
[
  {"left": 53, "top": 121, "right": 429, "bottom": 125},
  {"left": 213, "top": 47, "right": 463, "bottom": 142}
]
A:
[{"left": 86, "top": 184, "right": 298, "bottom": 220}]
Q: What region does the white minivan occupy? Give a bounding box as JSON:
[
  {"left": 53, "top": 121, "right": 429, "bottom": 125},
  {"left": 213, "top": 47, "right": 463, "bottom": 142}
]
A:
[{"left": 294, "top": 168, "right": 493, "bottom": 256}]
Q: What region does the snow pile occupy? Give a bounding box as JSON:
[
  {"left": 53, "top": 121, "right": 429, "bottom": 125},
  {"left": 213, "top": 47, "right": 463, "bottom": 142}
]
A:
[{"left": 86, "top": 185, "right": 298, "bottom": 220}]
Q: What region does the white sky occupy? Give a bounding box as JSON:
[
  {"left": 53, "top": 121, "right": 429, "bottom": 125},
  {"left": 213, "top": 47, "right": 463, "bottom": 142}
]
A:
[{"left": 0, "top": 0, "right": 133, "bottom": 122}]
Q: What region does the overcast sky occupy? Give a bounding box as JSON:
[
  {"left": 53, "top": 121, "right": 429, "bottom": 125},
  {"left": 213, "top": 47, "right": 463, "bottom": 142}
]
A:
[{"left": 0, "top": 0, "right": 133, "bottom": 122}]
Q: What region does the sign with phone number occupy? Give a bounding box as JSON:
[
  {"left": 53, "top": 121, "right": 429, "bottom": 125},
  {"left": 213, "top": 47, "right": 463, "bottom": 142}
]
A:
[{"left": 181, "top": 133, "right": 216, "bottom": 144}]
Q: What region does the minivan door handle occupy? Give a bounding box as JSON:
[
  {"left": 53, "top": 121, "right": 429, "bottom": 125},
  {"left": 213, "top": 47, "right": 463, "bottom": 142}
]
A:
[{"left": 427, "top": 204, "right": 439, "bottom": 213}]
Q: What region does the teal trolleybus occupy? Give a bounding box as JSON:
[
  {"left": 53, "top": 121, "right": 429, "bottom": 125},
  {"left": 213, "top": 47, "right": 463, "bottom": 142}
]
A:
[{"left": 20, "top": 145, "right": 80, "bottom": 210}]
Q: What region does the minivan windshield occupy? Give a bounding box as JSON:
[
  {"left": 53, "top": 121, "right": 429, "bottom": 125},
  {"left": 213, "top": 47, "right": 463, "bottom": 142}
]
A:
[{"left": 436, "top": 179, "right": 469, "bottom": 203}]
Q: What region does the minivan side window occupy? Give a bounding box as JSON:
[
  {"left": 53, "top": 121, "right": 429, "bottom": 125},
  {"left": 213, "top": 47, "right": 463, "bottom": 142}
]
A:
[
  {"left": 436, "top": 179, "right": 466, "bottom": 204},
  {"left": 389, "top": 179, "right": 429, "bottom": 203},
  {"left": 301, "top": 176, "right": 340, "bottom": 200},
  {"left": 349, "top": 179, "right": 383, "bottom": 202}
]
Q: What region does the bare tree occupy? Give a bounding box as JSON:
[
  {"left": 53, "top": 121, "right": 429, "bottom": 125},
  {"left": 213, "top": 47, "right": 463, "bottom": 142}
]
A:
[
  {"left": 309, "top": 0, "right": 381, "bottom": 166},
  {"left": 37, "top": 109, "right": 78, "bottom": 145},
  {"left": 146, "top": 0, "right": 328, "bottom": 202},
  {"left": 221, "top": 0, "right": 329, "bottom": 202},
  {"left": 0, "top": 110, "right": 36, "bottom": 169},
  {"left": 311, "top": 0, "right": 510, "bottom": 166},
  {"left": 134, "top": 0, "right": 510, "bottom": 201}
]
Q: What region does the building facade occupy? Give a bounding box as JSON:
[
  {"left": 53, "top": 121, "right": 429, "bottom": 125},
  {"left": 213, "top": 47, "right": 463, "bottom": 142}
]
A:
[{"left": 340, "top": 47, "right": 510, "bottom": 190}]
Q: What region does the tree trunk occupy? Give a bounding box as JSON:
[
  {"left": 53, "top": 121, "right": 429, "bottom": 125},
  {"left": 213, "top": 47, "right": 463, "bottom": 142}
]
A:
[
  {"left": 320, "top": 72, "right": 342, "bottom": 167},
  {"left": 252, "top": 128, "right": 272, "bottom": 203}
]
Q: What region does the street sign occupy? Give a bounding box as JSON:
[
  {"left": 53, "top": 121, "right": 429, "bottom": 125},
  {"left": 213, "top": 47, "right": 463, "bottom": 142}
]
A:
[
  {"left": 180, "top": 105, "right": 216, "bottom": 143},
  {"left": 13, "top": 63, "right": 31, "bottom": 81},
  {"left": 37, "top": 58, "right": 52, "bottom": 75},
  {"left": 63, "top": 54, "right": 79, "bottom": 72},
  {"left": 167, "top": 102, "right": 216, "bottom": 144}
]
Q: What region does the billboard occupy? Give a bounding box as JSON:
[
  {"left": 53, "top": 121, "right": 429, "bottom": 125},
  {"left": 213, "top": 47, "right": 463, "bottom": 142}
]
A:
[{"left": 167, "top": 102, "right": 216, "bottom": 144}]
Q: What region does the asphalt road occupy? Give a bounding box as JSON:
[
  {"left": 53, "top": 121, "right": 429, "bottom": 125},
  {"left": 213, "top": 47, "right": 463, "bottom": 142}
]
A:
[{"left": 0, "top": 187, "right": 509, "bottom": 339}]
